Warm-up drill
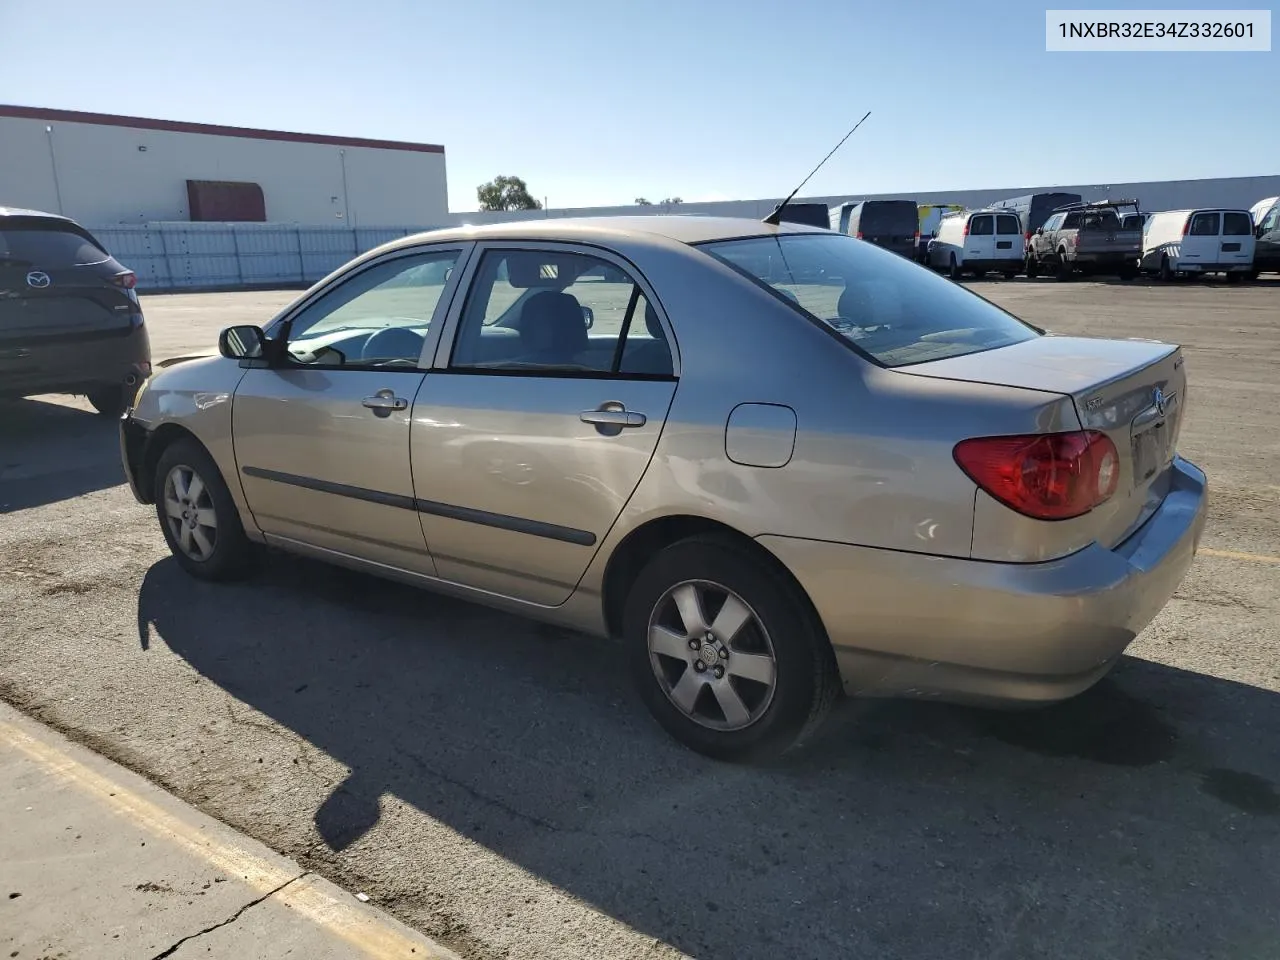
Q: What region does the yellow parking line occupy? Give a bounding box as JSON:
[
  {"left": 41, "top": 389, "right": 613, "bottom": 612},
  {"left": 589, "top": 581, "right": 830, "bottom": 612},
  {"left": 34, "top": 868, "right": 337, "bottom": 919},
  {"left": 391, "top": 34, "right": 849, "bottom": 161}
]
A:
[
  {"left": 1199, "top": 547, "right": 1280, "bottom": 566},
  {"left": 0, "top": 718, "right": 455, "bottom": 959}
]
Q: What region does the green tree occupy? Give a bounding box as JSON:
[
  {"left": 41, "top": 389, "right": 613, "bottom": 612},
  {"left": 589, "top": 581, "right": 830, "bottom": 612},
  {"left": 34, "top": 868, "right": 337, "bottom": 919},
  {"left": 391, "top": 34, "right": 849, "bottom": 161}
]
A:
[
  {"left": 634, "top": 197, "right": 652, "bottom": 206},
  {"left": 477, "top": 175, "right": 542, "bottom": 212},
  {"left": 663, "top": 197, "right": 683, "bottom": 205}
]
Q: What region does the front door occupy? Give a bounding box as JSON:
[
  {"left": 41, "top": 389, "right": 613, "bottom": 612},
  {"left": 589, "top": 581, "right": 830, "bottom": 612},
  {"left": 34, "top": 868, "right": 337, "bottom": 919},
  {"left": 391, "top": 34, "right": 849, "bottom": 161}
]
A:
[
  {"left": 1257, "top": 202, "right": 1280, "bottom": 269},
  {"left": 233, "top": 245, "right": 468, "bottom": 575},
  {"left": 411, "top": 244, "right": 678, "bottom": 605}
]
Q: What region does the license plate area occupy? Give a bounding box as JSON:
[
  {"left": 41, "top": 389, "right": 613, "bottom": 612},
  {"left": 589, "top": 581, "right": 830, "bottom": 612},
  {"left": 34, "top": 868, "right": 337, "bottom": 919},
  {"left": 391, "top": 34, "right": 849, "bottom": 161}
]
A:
[
  {"left": 1222, "top": 242, "right": 1241, "bottom": 252},
  {"left": 997, "top": 241, "right": 1012, "bottom": 249},
  {"left": 1131, "top": 403, "right": 1177, "bottom": 485}
]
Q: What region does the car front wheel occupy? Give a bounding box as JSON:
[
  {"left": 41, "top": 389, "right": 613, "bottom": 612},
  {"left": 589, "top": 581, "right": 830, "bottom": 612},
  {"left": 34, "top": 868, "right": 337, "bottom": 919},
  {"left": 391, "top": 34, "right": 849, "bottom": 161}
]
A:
[
  {"left": 154, "top": 439, "right": 255, "bottom": 581},
  {"left": 624, "top": 536, "right": 839, "bottom": 762}
]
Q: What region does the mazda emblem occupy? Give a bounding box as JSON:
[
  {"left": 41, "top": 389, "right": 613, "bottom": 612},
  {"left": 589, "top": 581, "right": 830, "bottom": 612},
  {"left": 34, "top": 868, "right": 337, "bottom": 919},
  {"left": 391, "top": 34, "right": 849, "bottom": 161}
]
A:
[{"left": 25, "top": 270, "right": 51, "bottom": 289}]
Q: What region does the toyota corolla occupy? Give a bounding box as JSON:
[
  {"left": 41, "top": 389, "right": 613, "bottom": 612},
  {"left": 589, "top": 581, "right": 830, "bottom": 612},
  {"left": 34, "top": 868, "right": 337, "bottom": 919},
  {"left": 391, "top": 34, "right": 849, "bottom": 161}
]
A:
[{"left": 120, "top": 216, "right": 1206, "bottom": 761}]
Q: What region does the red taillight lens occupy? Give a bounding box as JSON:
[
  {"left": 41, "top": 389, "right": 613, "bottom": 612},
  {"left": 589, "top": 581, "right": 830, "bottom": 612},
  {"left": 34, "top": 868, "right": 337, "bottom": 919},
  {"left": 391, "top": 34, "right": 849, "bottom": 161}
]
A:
[
  {"left": 953, "top": 430, "right": 1119, "bottom": 520},
  {"left": 112, "top": 271, "right": 137, "bottom": 289},
  {"left": 855, "top": 231, "right": 863, "bottom": 240},
  {"left": 962, "top": 223, "right": 970, "bottom": 238},
  {"left": 1024, "top": 231, "right": 1032, "bottom": 242},
  {"left": 1182, "top": 218, "right": 1190, "bottom": 237}
]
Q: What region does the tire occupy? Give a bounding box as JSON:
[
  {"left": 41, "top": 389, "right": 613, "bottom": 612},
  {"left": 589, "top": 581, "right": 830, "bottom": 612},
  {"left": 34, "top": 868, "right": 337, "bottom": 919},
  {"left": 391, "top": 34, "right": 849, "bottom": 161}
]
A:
[
  {"left": 1246, "top": 268, "right": 1261, "bottom": 282},
  {"left": 623, "top": 536, "right": 840, "bottom": 762},
  {"left": 1024, "top": 252, "right": 1040, "bottom": 279},
  {"left": 948, "top": 254, "right": 962, "bottom": 281},
  {"left": 1118, "top": 264, "right": 1137, "bottom": 281},
  {"left": 1002, "top": 270, "right": 1019, "bottom": 280},
  {"left": 1159, "top": 256, "right": 1175, "bottom": 282},
  {"left": 87, "top": 384, "right": 127, "bottom": 418},
  {"left": 153, "top": 438, "right": 255, "bottom": 581},
  {"left": 1226, "top": 272, "right": 1243, "bottom": 284},
  {"left": 1056, "top": 250, "right": 1073, "bottom": 281}
]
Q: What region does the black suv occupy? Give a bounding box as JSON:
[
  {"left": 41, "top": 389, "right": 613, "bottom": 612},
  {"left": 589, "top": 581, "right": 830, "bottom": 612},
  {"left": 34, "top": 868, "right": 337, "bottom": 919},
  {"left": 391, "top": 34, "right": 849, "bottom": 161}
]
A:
[{"left": 1, "top": 207, "right": 150, "bottom": 416}]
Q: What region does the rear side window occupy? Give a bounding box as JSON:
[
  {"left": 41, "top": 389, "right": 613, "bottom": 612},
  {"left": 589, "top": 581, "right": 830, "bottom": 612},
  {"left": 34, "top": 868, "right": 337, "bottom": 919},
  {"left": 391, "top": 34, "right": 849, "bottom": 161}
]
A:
[
  {"left": 1222, "top": 212, "right": 1252, "bottom": 236},
  {"left": 1190, "top": 212, "right": 1220, "bottom": 236},
  {"left": 0, "top": 224, "right": 110, "bottom": 266},
  {"left": 969, "top": 215, "right": 994, "bottom": 236},
  {"left": 1063, "top": 213, "right": 1081, "bottom": 229},
  {"left": 996, "top": 215, "right": 1021, "bottom": 235}
]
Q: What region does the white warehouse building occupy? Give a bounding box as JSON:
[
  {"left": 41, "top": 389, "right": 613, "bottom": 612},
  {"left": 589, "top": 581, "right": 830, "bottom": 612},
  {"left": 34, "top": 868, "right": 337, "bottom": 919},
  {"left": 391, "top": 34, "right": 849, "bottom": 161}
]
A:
[{"left": 0, "top": 104, "right": 448, "bottom": 227}]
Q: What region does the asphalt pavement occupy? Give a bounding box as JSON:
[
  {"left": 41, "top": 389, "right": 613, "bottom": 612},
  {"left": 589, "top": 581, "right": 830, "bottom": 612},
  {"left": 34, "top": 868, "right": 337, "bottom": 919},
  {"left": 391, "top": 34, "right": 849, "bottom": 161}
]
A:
[{"left": 1, "top": 278, "right": 1278, "bottom": 960}]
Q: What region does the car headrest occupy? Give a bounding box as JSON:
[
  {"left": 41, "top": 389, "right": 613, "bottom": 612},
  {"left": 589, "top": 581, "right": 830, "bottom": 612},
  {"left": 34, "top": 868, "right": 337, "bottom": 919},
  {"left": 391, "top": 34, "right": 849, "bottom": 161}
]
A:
[
  {"left": 521, "top": 290, "right": 587, "bottom": 359},
  {"left": 837, "top": 284, "right": 870, "bottom": 320},
  {"left": 362, "top": 326, "right": 424, "bottom": 362}
]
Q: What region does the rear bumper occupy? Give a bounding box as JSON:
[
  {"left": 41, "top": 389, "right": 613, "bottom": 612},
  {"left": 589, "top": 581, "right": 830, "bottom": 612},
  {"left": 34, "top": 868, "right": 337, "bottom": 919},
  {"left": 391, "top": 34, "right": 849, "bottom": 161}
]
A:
[
  {"left": 1178, "top": 262, "right": 1252, "bottom": 273},
  {"left": 0, "top": 323, "right": 151, "bottom": 399},
  {"left": 1074, "top": 252, "right": 1138, "bottom": 267},
  {"left": 961, "top": 258, "right": 1022, "bottom": 272},
  {"left": 760, "top": 456, "right": 1207, "bottom": 705}
]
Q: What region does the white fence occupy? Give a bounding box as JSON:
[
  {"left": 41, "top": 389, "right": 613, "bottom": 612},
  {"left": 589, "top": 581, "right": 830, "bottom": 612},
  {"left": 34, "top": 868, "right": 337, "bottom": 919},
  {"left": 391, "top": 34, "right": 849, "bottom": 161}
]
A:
[{"left": 91, "top": 222, "right": 445, "bottom": 292}]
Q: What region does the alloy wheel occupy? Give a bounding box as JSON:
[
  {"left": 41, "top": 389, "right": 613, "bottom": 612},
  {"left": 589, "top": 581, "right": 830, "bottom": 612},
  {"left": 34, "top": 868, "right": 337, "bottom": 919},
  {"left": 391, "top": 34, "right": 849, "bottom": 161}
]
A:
[
  {"left": 162, "top": 464, "right": 218, "bottom": 562},
  {"left": 647, "top": 579, "right": 778, "bottom": 732}
]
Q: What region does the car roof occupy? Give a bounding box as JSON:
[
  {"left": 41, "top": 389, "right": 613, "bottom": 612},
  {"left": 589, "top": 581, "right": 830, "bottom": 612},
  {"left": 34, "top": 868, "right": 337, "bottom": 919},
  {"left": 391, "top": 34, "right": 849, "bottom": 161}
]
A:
[
  {"left": 0, "top": 205, "right": 77, "bottom": 223},
  {"left": 389, "top": 215, "right": 829, "bottom": 249}
]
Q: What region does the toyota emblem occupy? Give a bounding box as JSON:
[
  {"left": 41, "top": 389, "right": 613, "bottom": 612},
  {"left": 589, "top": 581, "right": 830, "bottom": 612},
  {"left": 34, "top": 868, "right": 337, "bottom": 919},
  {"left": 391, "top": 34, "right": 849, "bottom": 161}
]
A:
[
  {"left": 1153, "top": 387, "right": 1167, "bottom": 417},
  {"left": 25, "top": 270, "right": 51, "bottom": 289}
]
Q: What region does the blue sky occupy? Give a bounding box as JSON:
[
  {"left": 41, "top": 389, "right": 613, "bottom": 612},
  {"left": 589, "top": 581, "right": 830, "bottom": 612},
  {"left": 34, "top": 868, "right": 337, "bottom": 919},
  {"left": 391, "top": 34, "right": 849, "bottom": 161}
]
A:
[{"left": 0, "top": 0, "right": 1273, "bottom": 211}]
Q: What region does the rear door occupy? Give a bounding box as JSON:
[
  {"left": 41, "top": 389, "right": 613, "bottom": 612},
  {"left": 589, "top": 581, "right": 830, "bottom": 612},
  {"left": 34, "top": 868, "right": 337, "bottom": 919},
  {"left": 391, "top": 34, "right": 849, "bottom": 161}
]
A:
[
  {"left": 995, "top": 214, "right": 1022, "bottom": 260},
  {"left": 411, "top": 243, "right": 678, "bottom": 605},
  {"left": 0, "top": 219, "right": 135, "bottom": 382},
  {"left": 966, "top": 214, "right": 995, "bottom": 264},
  {"left": 1183, "top": 211, "right": 1220, "bottom": 266},
  {"left": 1220, "top": 211, "right": 1254, "bottom": 268}
]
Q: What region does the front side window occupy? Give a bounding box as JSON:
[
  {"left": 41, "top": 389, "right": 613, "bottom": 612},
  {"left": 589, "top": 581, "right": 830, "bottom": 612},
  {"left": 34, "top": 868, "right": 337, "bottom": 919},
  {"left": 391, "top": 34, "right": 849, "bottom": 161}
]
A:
[
  {"left": 1190, "top": 212, "right": 1220, "bottom": 236},
  {"left": 1222, "top": 212, "right": 1252, "bottom": 236},
  {"left": 969, "top": 215, "right": 994, "bottom": 236},
  {"left": 282, "top": 249, "right": 460, "bottom": 369},
  {"left": 701, "top": 233, "right": 1038, "bottom": 368},
  {"left": 450, "top": 249, "right": 673, "bottom": 376},
  {"left": 1260, "top": 204, "right": 1280, "bottom": 233}
]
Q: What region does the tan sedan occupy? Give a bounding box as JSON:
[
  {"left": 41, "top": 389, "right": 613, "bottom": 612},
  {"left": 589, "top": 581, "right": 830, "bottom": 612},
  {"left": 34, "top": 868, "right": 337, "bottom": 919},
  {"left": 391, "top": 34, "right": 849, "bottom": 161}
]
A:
[{"left": 120, "top": 216, "right": 1207, "bottom": 761}]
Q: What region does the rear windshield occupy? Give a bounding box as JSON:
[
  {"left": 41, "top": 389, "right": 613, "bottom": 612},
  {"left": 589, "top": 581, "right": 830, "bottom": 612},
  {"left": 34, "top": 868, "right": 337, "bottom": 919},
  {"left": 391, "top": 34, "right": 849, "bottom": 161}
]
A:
[
  {"left": 0, "top": 223, "right": 109, "bottom": 266},
  {"left": 996, "top": 214, "right": 1021, "bottom": 235},
  {"left": 700, "top": 233, "right": 1038, "bottom": 368},
  {"left": 1079, "top": 211, "right": 1121, "bottom": 231},
  {"left": 1222, "top": 212, "right": 1252, "bottom": 236},
  {"left": 1190, "top": 213, "right": 1220, "bottom": 236},
  {"left": 855, "top": 202, "right": 917, "bottom": 234}
]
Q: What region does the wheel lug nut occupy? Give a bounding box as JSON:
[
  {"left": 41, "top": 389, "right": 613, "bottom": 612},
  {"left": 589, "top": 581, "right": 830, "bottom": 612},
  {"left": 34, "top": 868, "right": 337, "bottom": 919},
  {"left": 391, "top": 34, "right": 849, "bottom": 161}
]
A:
[
  {"left": 713, "top": 666, "right": 725, "bottom": 679},
  {"left": 718, "top": 647, "right": 728, "bottom": 659},
  {"left": 688, "top": 638, "right": 701, "bottom": 651},
  {"left": 704, "top": 632, "right": 714, "bottom": 643},
  {"left": 694, "top": 661, "right": 707, "bottom": 673}
]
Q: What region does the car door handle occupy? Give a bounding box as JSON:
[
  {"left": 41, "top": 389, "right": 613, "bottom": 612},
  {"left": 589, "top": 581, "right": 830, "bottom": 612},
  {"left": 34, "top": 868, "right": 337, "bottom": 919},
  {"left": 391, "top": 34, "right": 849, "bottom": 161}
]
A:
[
  {"left": 362, "top": 393, "right": 409, "bottom": 411},
  {"left": 580, "top": 407, "right": 646, "bottom": 428}
]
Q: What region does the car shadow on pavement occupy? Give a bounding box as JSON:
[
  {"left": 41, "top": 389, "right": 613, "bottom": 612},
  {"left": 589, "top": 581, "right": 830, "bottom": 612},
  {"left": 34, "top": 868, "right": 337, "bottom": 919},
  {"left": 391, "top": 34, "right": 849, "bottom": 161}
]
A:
[
  {"left": 0, "top": 398, "right": 124, "bottom": 512},
  {"left": 137, "top": 554, "right": 1280, "bottom": 960}
]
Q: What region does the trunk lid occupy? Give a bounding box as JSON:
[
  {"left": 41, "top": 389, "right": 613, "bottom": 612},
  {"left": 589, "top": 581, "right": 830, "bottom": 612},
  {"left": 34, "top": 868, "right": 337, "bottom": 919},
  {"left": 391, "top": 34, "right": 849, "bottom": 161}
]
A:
[{"left": 903, "top": 335, "right": 1186, "bottom": 548}]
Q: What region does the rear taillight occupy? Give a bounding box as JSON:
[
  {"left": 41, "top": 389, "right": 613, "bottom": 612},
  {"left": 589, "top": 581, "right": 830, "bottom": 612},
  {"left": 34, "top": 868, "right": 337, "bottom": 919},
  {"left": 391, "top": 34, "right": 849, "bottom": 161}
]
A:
[
  {"left": 855, "top": 231, "right": 863, "bottom": 240},
  {"left": 962, "top": 223, "right": 970, "bottom": 238},
  {"left": 1024, "top": 231, "right": 1032, "bottom": 243},
  {"left": 112, "top": 271, "right": 137, "bottom": 289},
  {"left": 953, "top": 430, "right": 1119, "bottom": 521},
  {"left": 1182, "top": 218, "right": 1190, "bottom": 237}
]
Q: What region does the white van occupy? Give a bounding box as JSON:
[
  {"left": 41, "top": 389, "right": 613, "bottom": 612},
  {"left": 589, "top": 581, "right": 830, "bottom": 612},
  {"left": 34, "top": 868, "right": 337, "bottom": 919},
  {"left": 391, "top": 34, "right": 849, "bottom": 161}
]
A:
[
  {"left": 1139, "top": 208, "right": 1256, "bottom": 281},
  {"left": 927, "top": 208, "right": 1024, "bottom": 280}
]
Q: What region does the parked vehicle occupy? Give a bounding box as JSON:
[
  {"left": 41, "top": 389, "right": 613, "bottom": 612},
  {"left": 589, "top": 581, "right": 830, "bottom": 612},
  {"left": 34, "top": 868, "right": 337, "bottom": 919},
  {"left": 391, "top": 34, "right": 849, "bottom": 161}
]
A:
[
  {"left": 989, "top": 192, "right": 1083, "bottom": 250},
  {"left": 928, "top": 208, "right": 1024, "bottom": 279},
  {"left": 775, "top": 203, "right": 831, "bottom": 229},
  {"left": 1139, "top": 208, "right": 1256, "bottom": 282},
  {"left": 1026, "top": 199, "right": 1142, "bottom": 280},
  {"left": 829, "top": 200, "right": 918, "bottom": 258},
  {"left": 120, "top": 216, "right": 1206, "bottom": 761},
  {"left": 0, "top": 206, "right": 150, "bottom": 415},
  {"left": 916, "top": 203, "right": 964, "bottom": 262},
  {"left": 1249, "top": 196, "right": 1280, "bottom": 278}
]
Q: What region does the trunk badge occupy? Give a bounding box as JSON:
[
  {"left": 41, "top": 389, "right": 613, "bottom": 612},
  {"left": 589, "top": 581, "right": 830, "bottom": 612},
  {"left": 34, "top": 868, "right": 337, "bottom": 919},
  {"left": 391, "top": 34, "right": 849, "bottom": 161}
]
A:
[
  {"left": 25, "top": 271, "right": 51, "bottom": 288},
  {"left": 1153, "top": 388, "right": 1167, "bottom": 417}
]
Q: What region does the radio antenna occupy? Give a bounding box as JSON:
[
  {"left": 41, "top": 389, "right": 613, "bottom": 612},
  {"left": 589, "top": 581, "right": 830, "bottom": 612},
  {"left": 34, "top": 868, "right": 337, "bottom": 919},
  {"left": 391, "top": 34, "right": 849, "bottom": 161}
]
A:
[{"left": 762, "top": 110, "right": 871, "bottom": 225}]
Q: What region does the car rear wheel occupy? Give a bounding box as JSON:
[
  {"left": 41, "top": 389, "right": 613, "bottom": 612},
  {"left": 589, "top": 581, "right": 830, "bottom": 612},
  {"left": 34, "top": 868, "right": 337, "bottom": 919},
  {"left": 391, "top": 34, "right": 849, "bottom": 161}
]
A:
[
  {"left": 1246, "top": 268, "right": 1261, "bottom": 282},
  {"left": 1118, "top": 264, "right": 1137, "bottom": 281},
  {"left": 1024, "top": 252, "right": 1039, "bottom": 279},
  {"left": 1002, "top": 269, "right": 1019, "bottom": 280},
  {"left": 1226, "top": 272, "right": 1243, "bottom": 284},
  {"left": 87, "top": 385, "right": 127, "bottom": 418},
  {"left": 948, "top": 254, "right": 962, "bottom": 281},
  {"left": 154, "top": 439, "right": 255, "bottom": 581},
  {"left": 1159, "top": 256, "right": 1175, "bottom": 282},
  {"left": 624, "top": 536, "right": 839, "bottom": 762}
]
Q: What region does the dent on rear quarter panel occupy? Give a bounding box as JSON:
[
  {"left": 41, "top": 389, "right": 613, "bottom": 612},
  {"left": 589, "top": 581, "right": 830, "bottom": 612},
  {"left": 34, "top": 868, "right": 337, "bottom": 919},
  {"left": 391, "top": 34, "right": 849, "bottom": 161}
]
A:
[{"left": 133, "top": 355, "right": 254, "bottom": 531}]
